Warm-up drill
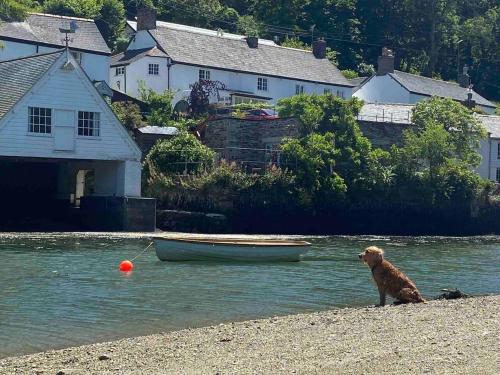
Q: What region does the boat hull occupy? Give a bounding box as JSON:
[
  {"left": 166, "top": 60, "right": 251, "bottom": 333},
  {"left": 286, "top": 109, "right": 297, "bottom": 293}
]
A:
[{"left": 154, "top": 238, "right": 309, "bottom": 262}]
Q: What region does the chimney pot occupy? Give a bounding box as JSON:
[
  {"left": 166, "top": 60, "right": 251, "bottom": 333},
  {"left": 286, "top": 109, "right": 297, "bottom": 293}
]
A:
[
  {"left": 246, "top": 36, "right": 258, "bottom": 48},
  {"left": 137, "top": 7, "right": 157, "bottom": 31},
  {"left": 377, "top": 47, "right": 394, "bottom": 75},
  {"left": 312, "top": 39, "right": 327, "bottom": 59}
]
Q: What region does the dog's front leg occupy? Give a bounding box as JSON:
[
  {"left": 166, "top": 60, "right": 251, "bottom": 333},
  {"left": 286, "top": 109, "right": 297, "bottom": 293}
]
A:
[{"left": 378, "top": 287, "right": 386, "bottom": 307}]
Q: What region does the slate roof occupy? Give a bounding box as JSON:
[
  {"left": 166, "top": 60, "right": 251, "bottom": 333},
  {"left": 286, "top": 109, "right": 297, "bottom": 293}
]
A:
[
  {"left": 358, "top": 103, "right": 414, "bottom": 124},
  {"left": 348, "top": 76, "right": 369, "bottom": 92},
  {"left": 137, "top": 23, "right": 353, "bottom": 87},
  {"left": 138, "top": 126, "right": 179, "bottom": 135},
  {"left": 0, "top": 51, "right": 63, "bottom": 120},
  {"left": 0, "top": 13, "right": 110, "bottom": 54},
  {"left": 476, "top": 114, "right": 500, "bottom": 138},
  {"left": 389, "top": 70, "right": 495, "bottom": 109},
  {"left": 111, "top": 47, "right": 167, "bottom": 67}
]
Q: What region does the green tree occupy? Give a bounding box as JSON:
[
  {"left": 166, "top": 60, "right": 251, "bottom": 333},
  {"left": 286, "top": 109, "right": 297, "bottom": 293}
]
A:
[
  {"left": 138, "top": 83, "right": 175, "bottom": 127},
  {"left": 43, "top": 0, "right": 102, "bottom": 18},
  {"left": 145, "top": 131, "right": 215, "bottom": 175},
  {"left": 111, "top": 101, "right": 145, "bottom": 131},
  {"left": 95, "top": 0, "right": 125, "bottom": 48},
  {"left": 0, "top": 0, "right": 37, "bottom": 21},
  {"left": 411, "top": 97, "right": 486, "bottom": 167}
]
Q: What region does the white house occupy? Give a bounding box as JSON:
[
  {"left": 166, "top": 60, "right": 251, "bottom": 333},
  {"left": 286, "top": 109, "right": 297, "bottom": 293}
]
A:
[
  {"left": 110, "top": 8, "right": 354, "bottom": 108},
  {"left": 476, "top": 115, "right": 500, "bottom": 183},
  {"left": 0, "top": 50, "right": 154, "bottom": 230},
  {"left": 354, "top": 48, "right": 496, "bottom": 115},
  {"left": 0, "top": 13, "right": 111, "bottom": 83},
  {"left": 356, "top": 102, "right": 500, "bottom": 183}
]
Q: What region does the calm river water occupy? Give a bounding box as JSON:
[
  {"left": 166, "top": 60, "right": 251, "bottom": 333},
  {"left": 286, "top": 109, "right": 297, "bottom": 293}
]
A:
[{"left": 0, "top": 233, "right": 499, "bottom": 358}]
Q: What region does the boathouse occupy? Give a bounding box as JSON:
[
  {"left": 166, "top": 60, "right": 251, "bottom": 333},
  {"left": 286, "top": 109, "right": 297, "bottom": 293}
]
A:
[{"left": 0, "top": 50, "right": 155, "bottom": 231}]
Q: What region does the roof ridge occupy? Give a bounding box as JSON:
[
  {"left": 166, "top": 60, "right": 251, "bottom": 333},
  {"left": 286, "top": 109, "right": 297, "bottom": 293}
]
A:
[
  {"left": 394, "top": 70, "right": 461, "bottom": 87},
  {"left": 0, "top": 49, "right": 64, "bottom": 64},
  {"left": 153, "top": 25, "right": 315, "bottom": 55},
  {"left": 29, "top": 12, "right": 95, "bottom": 22}
]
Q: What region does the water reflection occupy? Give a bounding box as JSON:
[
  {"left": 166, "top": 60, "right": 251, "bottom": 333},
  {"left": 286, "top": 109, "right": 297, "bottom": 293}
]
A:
[{"left": 0, "top": 233, "right": 498, "bottom": 358}]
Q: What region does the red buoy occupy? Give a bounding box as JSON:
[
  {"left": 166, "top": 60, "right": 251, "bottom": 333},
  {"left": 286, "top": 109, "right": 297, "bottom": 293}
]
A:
[{"left": 119, "top": 260, "right": 134, "bottom": 272}]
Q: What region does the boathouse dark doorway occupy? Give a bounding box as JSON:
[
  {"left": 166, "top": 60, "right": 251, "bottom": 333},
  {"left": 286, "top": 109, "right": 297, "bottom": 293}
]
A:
[{"left": 0, "top": 159, "right": 71, "bottom": 230}]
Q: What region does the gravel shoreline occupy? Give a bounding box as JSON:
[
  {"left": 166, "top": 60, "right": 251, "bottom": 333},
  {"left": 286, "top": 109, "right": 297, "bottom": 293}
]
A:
[{"left": 1, "top": 296, "right": 498, "bottom": 374}]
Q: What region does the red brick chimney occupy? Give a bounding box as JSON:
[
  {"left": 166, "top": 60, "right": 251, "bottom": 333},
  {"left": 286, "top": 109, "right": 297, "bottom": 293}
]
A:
[
  {"left": 312, "top": 39, "right": 326, "bottom": 59},
  {"left": 377, "top": 47, "right": 395, "bottom": 75}
]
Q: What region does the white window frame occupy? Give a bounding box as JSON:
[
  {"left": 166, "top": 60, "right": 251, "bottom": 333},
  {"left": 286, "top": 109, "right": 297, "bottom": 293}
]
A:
[
  {"left": 28, "top": 107, "right": 52, "bottom": 134},
  {"left": 78, "top": 111, "right": 100, "bottom": 137},
  {"left": 199, "top": 69, "right": 211, "bottom": 81},
  {"left": 148, "top": 63, "right": 159, "bottom": 75},
  {"left": 257, "top": 77, "right": 268, "bottom": 92},
  {"left": 115, "top": 66, "right": 125, "bottom": 76},
  {"left": 295, "top": 85, "right": 304, "bottom": 95},
  {"left": 116, "top": 80, "right": 121, "bottom": 90}
]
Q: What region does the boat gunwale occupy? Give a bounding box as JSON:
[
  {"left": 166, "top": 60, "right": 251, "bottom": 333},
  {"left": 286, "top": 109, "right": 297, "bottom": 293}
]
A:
[{"left": 152, "top": 237, "right": 311, "bottom": 247}]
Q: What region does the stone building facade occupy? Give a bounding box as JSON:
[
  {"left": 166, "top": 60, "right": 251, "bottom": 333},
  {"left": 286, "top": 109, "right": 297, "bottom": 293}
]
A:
[{"left": 202, "top": 117, "right": 300, "bottom": 169}]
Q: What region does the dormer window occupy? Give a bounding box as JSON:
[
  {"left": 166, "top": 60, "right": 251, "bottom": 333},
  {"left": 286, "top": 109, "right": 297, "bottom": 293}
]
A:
[
  {"left": 148, "top": 63, "right": 159, "bottom": 75},
  {"left": 199, "top": 69, "right": 211, "bottom": 81},
  {"left": 257, "top": 77, "right": 268, "bottom": 92},
  {"left": 115, "top": 66, "right": 125, "bottom": 76}
]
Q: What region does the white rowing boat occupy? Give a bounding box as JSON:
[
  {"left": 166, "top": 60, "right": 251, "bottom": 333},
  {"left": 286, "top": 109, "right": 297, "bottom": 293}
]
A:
[{"left": 154, "top": 237, "right": 311, "bottom": 262}]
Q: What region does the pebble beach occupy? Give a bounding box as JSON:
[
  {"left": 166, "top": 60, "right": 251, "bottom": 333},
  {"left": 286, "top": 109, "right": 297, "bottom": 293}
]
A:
[{"left": 1, "top": 296, "right": 498, "bottom": 375}]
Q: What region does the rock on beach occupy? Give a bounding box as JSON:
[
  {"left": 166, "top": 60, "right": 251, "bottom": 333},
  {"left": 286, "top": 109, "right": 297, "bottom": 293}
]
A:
[{"left": 0, "top": 296, "right": 498, "bottom": 374}]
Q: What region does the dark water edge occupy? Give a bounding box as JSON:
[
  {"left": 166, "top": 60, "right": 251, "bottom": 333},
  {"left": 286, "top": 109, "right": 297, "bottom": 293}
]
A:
[{"left": 157, "top": 206, "right": 500, "bottom": 236}]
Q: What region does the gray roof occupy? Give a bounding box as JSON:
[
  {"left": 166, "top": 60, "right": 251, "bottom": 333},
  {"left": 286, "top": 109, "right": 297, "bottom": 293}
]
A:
[
  {"left": 138, "top": 126, "right": 179, "bottom": 135},
  {"left": 145, "top": 24, "right": 353, "bottom": 87},
  {"left": 348, "top": 76, "right": 369, "bottom": 92},
  {"left": 389, "top": 70, "right": 495, "bottom": 109},
  {"left": 111, "top": 47, "right": 167, "bottom": 67},
  {"left": 358, "top": 103, "right": 414, "bottom": 124},
  {"left": 476, "top": 114, "right": 500, "bottom": 138},
  {"left": 0, "top": 51, "right": 63, "bottom": 120},
  {"left": 0, "top": 13, "right": 110, "bottom": 55}
]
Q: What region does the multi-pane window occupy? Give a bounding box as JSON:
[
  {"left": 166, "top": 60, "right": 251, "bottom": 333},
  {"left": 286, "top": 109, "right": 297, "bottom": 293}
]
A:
[
  {"left": 148, "top": 63, "right": 159, "bottom": 75},
  {"left": 199, "top": 69, "right": 211, "bottom": 81},
  {"left": 497, "top": 143, "right": 500, "bottom": 159},
  {"left": 295, "top": 85, "right": 304, "bottom": 95},
  {"left": 497, "top": 168, "right": 500, "bottom": 183},
  {"left": 324, "top": 88, "right": 332, "bottom": 94},
  {"left": 257, "top": 77, "right": 268, "bottom": 91},
  {"left": 115, "top": 66, "right": 125, "bottom": 76},
  {"left": 28, "top": 107, "right": 52, "bottom": 134},
  {"left": 78, "top": 111, "right": 100, "bottom": 137},
  {"left": 336, "top": 90, "right": 345, "bottom": 98}
]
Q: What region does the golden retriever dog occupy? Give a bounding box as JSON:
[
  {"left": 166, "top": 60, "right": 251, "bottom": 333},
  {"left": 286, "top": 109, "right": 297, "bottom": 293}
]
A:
[{"left": 359, "top": 246, "right": 426, "bottom": 306}]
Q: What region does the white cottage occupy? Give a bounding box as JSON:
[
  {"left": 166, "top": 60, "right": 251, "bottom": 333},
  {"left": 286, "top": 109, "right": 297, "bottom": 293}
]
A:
[
  {"left": 0, "top": 13, "right": 111, "bottom": 83},
  {"left": 476, "top": 115, "right": 500, "bottom": 183},
  {"left": 0, "top": 50, "right": 154, "bottom": 231},
  {"left": 110, "top": 8, "right": 354, "bottom": 107},
  {"left": 354, "top": 48, "right": 496, "bottom": 115}
]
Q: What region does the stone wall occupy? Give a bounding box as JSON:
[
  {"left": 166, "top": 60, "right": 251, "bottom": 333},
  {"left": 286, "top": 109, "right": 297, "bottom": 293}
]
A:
[
  {"left": 358, "top": 120, "right": 413, "bottom": 149},
  {"left": 203, "top": 117, "right": 300, "bottom": 168}
]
